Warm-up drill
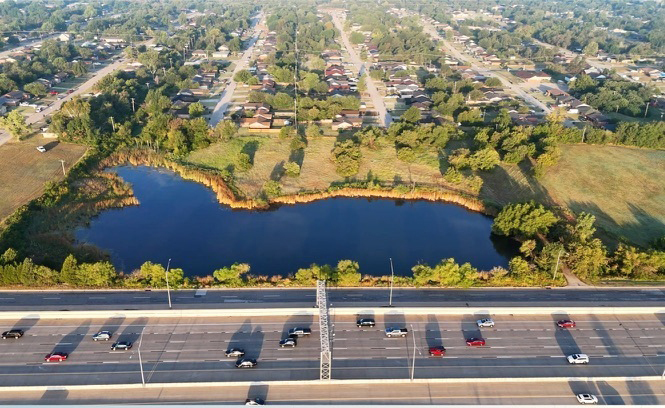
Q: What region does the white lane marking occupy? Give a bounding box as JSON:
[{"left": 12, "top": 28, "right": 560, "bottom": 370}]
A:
[
  {"left": 43, "top": 297, "right": 60, "bottom": 300},
  {"left": 133, "top": 296, "right": 150, "bottom": 299},
  {"left": 0, "top": 297, "right": 15, "bottom": 300},
  {"left": 88, "top": 297, "right": 106, "bottom": 299}
]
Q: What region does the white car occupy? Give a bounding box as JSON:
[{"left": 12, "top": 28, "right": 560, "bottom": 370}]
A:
[
  {"left": 576, "top": 394, "right": 598, "bottom": 404},
  {"left": 567, "top": 354, "right": 589, "bottom": 364},
  {"left": 476, "top": 318, "right": 495, "bottom": 328},
  {"left": 36, "top": 146, "right": 46, "bottom": 153}
]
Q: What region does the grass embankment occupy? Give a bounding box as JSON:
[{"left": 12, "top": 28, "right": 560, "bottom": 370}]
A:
[{"left": 0, "top": 136, "right": 88, "bottom": 224}]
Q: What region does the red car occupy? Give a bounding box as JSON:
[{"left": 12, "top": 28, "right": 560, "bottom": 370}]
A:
[
  {"left": 557, "top": 320, "right": 576, "bottom": 328},
  {"left": 44, "top": 352, "right": 68, "bottom": 362},
  {"left": 49, "top": 91, "right": 58, "bottom": 95},
  {"left": 466, "top": 337, "right": 486, "bottom": 346},
  {"left": 429, "top": 346, "right": 446, "bottom": 357}
]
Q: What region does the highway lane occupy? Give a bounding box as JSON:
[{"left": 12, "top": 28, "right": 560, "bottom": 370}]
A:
[
  {"left": 2, "top": 314, "right": 665, "bottom": 386},
  {"left": 3, "top": 380, "right": 665, "bottom": 404},
  {"left": 0, "top": 287, "right": 664, "bottom": 310}
]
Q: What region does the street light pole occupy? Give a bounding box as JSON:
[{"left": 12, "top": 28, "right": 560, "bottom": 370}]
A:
[
  {"left": 553, "top": 248, "right": 563, "bottom": 282},
  {"left": 410, "top": 324, "right": 416, "bottom": 381},
  {"left": 138, "top": 326, "right": 145, "bottom": 386},
  {"left": 165, "top": 258, "right": 172, "bottom": 309},
  {"left": 389, "top": 258, "right": 395, "bottom": 307}
]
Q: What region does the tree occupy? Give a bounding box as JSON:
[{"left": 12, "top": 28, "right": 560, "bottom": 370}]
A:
[
  {"left": 262, "top": 180, "right": 281, "bottom": 197},
  {"left": 139, "top": 261, "right": 184, "bottom": 287},
  {"left": 468, "top": 147, "right": 500, "bottom": 171},
  {"left": 214, "top": 120, "right": 238, "bottom": 140},
  {"left": 236, "top": 152, "right": 252, "bottom": 171},
  {"left": 24, "top": 81, "right": 48, "bottom": 97},
  {"left": 0, "top": 74, "right": 17, "bottom": 94},
  {"left": 492, "top": 201, "right": 559, "bottom": 238},
  {"left": 485, "top": 77, "right": 502, "bottom": 87},
  {"left": 357, "top": 74, "right": 367, "bottom": 93},
  {"left": 77, "top": 262, "right": 117, "bottom": 287},
  {"left": 138, "top": 50, "right": 161, "bottom": 78},
  {"left": 401, "top": 106, "right": 422, "bottom": 123},
  {"left": 234, "top": 69, "right": 254, "bottom": 84},
  {"left": 305, "top": 124, "right": 321, "bottom": 138},
  {"left": 60, "top": 254, "right": 79, "bottom": 285},
  {"left": 213, "top": 263, "right": 250, "bottom": 286},
  {"left": 0, "top": 110, "right": 30, "bottom": 140},
  {"left": 188, "top": 102, "right": 205, "bottom": 118},
  {"left": 583, "top": 41, "right": 599, "bottom": 56},
  {"left": 295, "top": 263, "right": 333, "bottom": 284},
  {"left": 334, "top": 260, "right": 361, "bottom": 286},
  {"left": 284, "top": 161, "right": 300, "bottom": 177},
  {"left": 331, "top": 139, "right": 362, "bottom": 178},
  {"left": 71, "top": 61, "right": 88, "bottom": 77},
  {"left": 350, "top": 32, "right": 365, "bottom": 44}
]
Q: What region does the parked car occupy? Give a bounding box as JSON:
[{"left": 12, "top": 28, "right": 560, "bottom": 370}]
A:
[
  {"left": 476, "top": 318, "right": 495, "bottom": 328},
  {"left": 92, "top": 331, "right": 112, "bottom": 341},
  {"left": 111, "top": 341, "right": 132, "bottom": 351},
  {"left": 356, "top": 318, "right": 375, "bottom": 328},
  {"left": 66, "top": 89, "right": 74, "bottom": 94},
  {"left": 567, "top": 354, "right": 589, "bottom": 364},
  {"left": 245, "top": 398, "right": 265, "bottom": 405},
  {"left": 288, "top": 328, "right": 311, "bottom": 337},
  {"left": 466, "top": 337, "right": 486, "bottom": 346},
  {"left": 36, "top": 146, "right": 46, "bottom": 153},
  {"left": 235, "top": 358, "right": 257, "bottom": 368},
  {"left": 44, "top": 352, "right": 68, "bottom": 362},
  {"left": 49, "top": 91, "right": 58, "bottom": 95},
  {"left": 428, "top": 346, "right": 446, "bottom": 357},
  {"left": 557, "top": 320, "right": 576, "bottom": 328},
  {"left": 2, "top": 329, "right": 24, "bottom": 339},
  {"left": 19, "top": 101, "right": 30, "bottom": 106},
  {"left": 576, "top": 394, "right": 598, "bottom": 404},
  {"left": 279, "top": 337, "right": 297, "bottom": 348},
  {"left": 385, "top": 327, "right": 408, "bottom": 338},
  {"left": 225, "top": 348, "right": 245, "bottom": 357},
  {"left": 57, "top": 94, "right": 65, "bottom": 99}
]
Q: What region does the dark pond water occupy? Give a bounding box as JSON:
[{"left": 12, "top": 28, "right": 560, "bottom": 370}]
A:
[{"left": 75, "top": 166, "right": 517, "bottom": 277}]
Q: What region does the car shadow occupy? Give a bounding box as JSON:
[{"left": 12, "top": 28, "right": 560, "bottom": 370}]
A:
[
  {"left": 589, "top": 315, "right": 620, "bottom": 356},
  {"left": 627, "top": 380, "right": 658, "bottom": 404},
  {"left": 100, "top": 315, "right": 126, "bottom": 340},
  {"left": 281, "top": 314, "right": 314, "bottom": 339},
  {"left": 246, "top": 383, "right": 269, "bottom": 404},
  {"left": 460, "top": 314, "right": 481, "bottom": 341},
  {"left": 249, "top": 325, "right": 265, "bottom": 360},
  {"left": 597, "top": 380, "right": 626, "bottom": 405},
  {"left": 229, "top": 319, "right": 253, "bottom": 351},
  {"left": 11, "top": 314, "right": 40, "bottom": 333},
  {"left": 425, "top": 315, "right": 441, "bottom": 348},
  {"left": 552, "top": 312, "right": 581, "bottom": 356},
  {"left": 118, "top": 317, "right": 148, "bottom": 344},
  {"left": 53, "top": 320, "right": 91, "bottom": 355},
  {"left": 43, "top": 141, "right": 59, "bottom": 151},
  {"left": 384, "top": 311, "right": 406, "bottom": 331},
  {"left": 40, "top": 389, "right": 68, "bottom": 403}
]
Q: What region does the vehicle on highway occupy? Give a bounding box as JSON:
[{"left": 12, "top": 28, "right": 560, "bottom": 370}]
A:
[
  {"left": 385, "top": 327, "right": 408, "bottom": 338},
  {"left": 576, "top": 394, "right": 598, "bottom": 404},
  {"left": 111, "top": 341, "right": 132, "bottom": 351},
  {"left": 36, "top": 146, "right": 46, "bottom": 153},
  {"left": 557, "top": 320, "right": 576, "bottom": 328},
  {"left": 476, "top": 318, "right": 495, "bottom": 327},
  {"left": 567, "top": 354, "right": 589, "bottom": 364},
  {"left": 44, "top": 352, "right": 68, "bottom": 362},
  {"left": 356, "top": 318, "right": 375, "bottom": 327},
  {"left": 2, "top": 329, "right": 24, "bottom": 339},
  {"left": 245, "top": 398, "right": 265, "bottom": 405},
  {"left": 466, "top": 337, "right": 486, "bottom": 346},
  {"left": 288, "top": 327, "right": 311, "bottom": 337},
  {"left": 235, "top": 358, "right": 257, "bottom": 368},
  {"left": 225, "top": 348, "right": 245, "bottom": 357},
  {"left": 428, "top": 346, "right": 446, "bottom": 357},
  {"left": 92, "top": 330, "right": 112, "bottom": 341},
  {"left": 279, "top": 337, "right": 297, "bottom": 348}
]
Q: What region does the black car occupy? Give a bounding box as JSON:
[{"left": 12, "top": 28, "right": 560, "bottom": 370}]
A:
[
  {"left": 111, "top": 341, "right": 133, "bottom": 351},
  {"left": 279, "top": 337, "right": 297, "bottom": 348},
  {"left": 288, "top": 327, "right": 311, "bottom": 337},
  {"left": 235, "top": 358, "right": 258, "bottom": 368},
  {"left": 356, "top": 318, "right": 376, "bottom": 328},
  {"left": 2, "top": 329, "right": 24, "bottom": 339},
  {"left": 225, "top": 348, "right": 245, "bottom": 358}
]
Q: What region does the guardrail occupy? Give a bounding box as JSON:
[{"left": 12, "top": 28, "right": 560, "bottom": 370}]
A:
[{"left": 1, "top": 306, "right": 664, "bottom": 320}]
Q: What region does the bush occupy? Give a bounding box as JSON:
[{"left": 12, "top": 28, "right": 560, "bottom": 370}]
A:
[
  {"left": 284, "top": 161, "right": 300, "bottom": 177},
  {"left": 492, "top": 201, "right": 559, "bottom": 238}
]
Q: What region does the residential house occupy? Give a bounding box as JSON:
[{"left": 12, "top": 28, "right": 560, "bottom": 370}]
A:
[
  {"left": 191, "top": 50, "right": 209, "bottom": 59},
  {"left": 512, "top": 70, "right": 551, "bottom": 82},
  {"left": 3, "top": 90, "right": 28, "bottom": 105}
]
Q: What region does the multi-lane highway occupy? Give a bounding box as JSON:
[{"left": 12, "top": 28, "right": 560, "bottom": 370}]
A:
[
  {"left": 2, "top": 314, "right": 665, "bottom": 387},
  {"left": 3, "top": 379, "right": 665, "bottom": 404},
  {"left": 1, "top": 287, "right": 664, "bottom": 310}
]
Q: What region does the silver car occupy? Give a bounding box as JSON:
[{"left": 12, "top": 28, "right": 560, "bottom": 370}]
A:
[
  {"left": 92, "top": 331, "right": 112, "bottom": 341},
  {"left": 476, "top": 318, "right": 495, "bottom": 328}
]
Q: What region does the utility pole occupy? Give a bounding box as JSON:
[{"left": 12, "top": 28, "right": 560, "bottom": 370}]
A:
[
  {"left": 169, "top": 57, "right": 173, "bottom": 68},
  {"left": 58, "top": 160, "right": 66, "bottom": 176},
  {"left": 410, "top": 324, "right": 417, "bottom": 381},
  {"left": 165, "top": 258, "right": 172, "bottom": 309},
  {"left": 581, "top": 126, "right": 587, "bottom": 143},
  {"left": 644, "top": 101, "right": 650, "bottom": 118},
  {"left": 553, "top": 248, "right": 564, "bottom": 281},
  {"left": 131, "top": 97, "right": 135, "bottom": 113},
  {"left": 389, "top": 258, "right": 395, "bottom": 307},
  {"left": 110, "top": 116, "right": 116, "bottom": 131},
  {"left": 138, "top": 326, "right": 146, "bottom": 386}
]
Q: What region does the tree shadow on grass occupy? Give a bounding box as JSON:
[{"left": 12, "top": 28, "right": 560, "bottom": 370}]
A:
[
  {"left": 288, "top": 148, "right": 305, "bottom": 167},
  {"left": 270, "top": 160, "right": 285, "bottom": 181},
  {"left": 242, "top": 140, "right": 260, "bottom": 163}
]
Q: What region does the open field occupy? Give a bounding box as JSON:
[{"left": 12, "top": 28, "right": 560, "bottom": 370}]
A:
[{"left": 0, "top": 136, "right": 88, "bottom": 223}]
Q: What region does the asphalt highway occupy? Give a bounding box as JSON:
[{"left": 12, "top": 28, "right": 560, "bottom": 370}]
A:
[
  {"left": 1, "top": 314, "right": 665, "bottom": 387},
  {"left": 0, "top": 287, "right": 664, "bottom": 310},
  {"left": 3, "top": 380, "right": 665, "bottom": 404}
]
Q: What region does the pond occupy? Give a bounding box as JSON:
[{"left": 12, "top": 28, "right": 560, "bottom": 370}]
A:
[{"left": 75, "top": 166, "right": 517, "bottom": 277}]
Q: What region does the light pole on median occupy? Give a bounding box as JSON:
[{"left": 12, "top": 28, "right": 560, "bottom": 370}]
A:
[
  {"left": 410, "top": 324, "right": 419, "bottom": 381},
  {"left": 389, "top": 258, "right": 395, "bottom": 307},
  {"left": 138, "top": 326, "right": 145, "bottom": 386},
  {"left": 165, "top": 258, "right": 172, "bottom": 309}
]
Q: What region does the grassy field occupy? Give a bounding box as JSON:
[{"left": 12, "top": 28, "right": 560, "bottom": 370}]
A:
[{"left": 0, "top": 136, "right": 88, "bottom": 223}]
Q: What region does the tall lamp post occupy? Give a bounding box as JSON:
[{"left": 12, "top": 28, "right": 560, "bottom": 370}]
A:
[
  {"left": 138, "top": 326, "right": 146, "bottom": 386},
  {"left": 165, "top": 258, "right": 172, "bottom": 309},
  {"left": 410, "top": 324, "right": 419, "bottom": 381}
]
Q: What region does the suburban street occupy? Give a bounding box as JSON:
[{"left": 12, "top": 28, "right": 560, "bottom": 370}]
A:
[
  {"left": 209, "top": 14, "right": 263, "bottom": 126},
  {"left": 1, "top": 288, "right": 664, "bottom": 310},
  {"left": 420, "top": 20, "right": 552, "bottom": 114},
  {"left": 1, "top": 314, "right": 665, "bottom": 388},
  {"left": 331, "top": 12, "right": 392, "bottom": 127}
]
